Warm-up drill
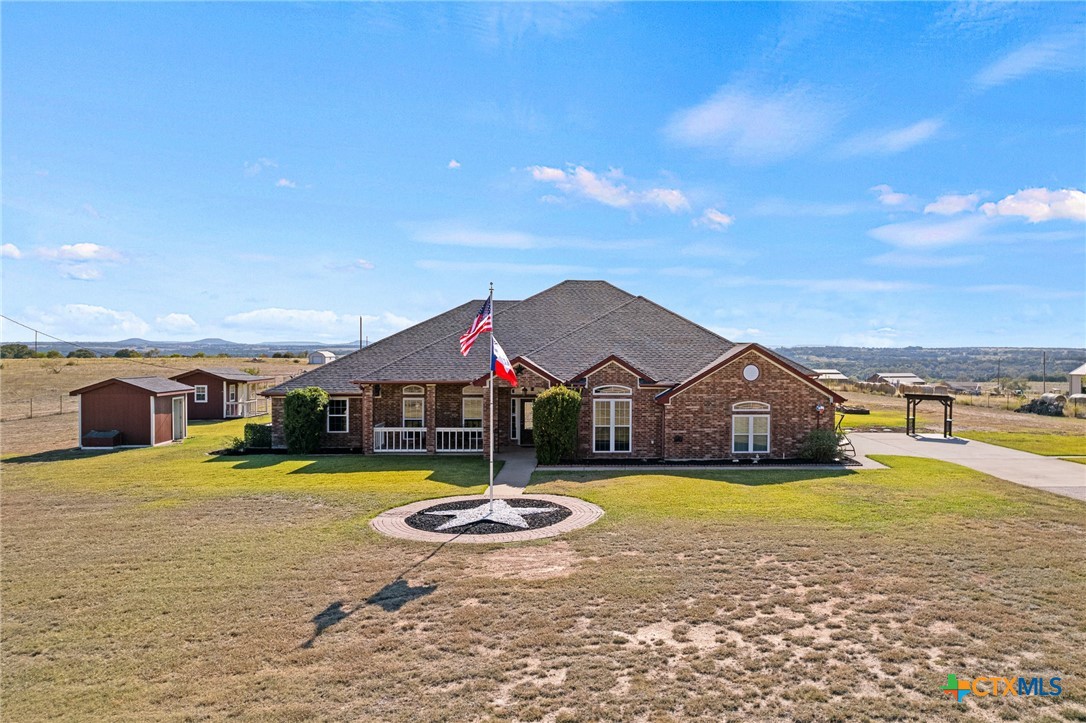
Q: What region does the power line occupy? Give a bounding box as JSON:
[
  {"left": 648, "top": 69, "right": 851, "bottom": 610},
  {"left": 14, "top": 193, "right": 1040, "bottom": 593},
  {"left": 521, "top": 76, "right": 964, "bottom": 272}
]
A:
[{"left": 0, "top": 314, "right": 190, "bottom": 373}]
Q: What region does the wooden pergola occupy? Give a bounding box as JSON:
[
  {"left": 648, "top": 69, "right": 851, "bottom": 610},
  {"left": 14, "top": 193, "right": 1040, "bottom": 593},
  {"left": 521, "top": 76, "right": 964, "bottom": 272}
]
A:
[{"left": 904, "top": 392, "right": 954, "bottom": 437}]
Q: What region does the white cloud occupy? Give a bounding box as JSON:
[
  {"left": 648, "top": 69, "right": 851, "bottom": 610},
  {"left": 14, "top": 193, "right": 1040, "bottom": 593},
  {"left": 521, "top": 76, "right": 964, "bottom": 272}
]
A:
[
  {"left": 974, "top": 31, "right": 1086, "bottom": 90},
  {"left": 868, "top": 215, "right": 992, "bottom": 249},
  {"left": 60, "top": 266, "right": 102, "bottom": 281},
  {"left": 244, "top": 157, "right": 277, "bottom": 177},
  {"left": 716, "top": 276, "right": 923, "bottom": 293},
  {"left": 925, "top": 193, "right": 982, "bottom": 215},
  {"left": 37, "top": 243, "right": 122, "bottom": 261},
  {"left": 1, "top": 243, "right": 22, "bottom": 259},
  {"left": 527, "top": 165, "right": 690, "bottom": 212},
  {"left": 748, "top": 198, "right": 861, "bottom": 217},
  {"left": 416, "top": 259, "right": 593, "bottom": 276},
  {"left": 275, "top": 178, "right": 297, "bottom": 188},
  {"left": 356, "top": 259, "right": 375, "bottom": 270},
  {"left": 866, "top": 251, "right": 980, "bottom": 268},
  {"left": 664, "top": 83, "right": 841, "bottom": 164},
  {"left": 380, "top": 311, "right": 416, "bottom": 331},
  {"left": 869, "top": 184, "right": 916, "bottom": 207},
  {"left": 693, "top": 208, "right": 735, "bottom": 231},
  {"left": 447, "top": 159, "right": 461, "bottom": 169},
  {"left": 410, "top": 223, "right": 651, "bottom": 251},
  {"left": 711, "top": 326, "right": 764, "bottom": 339},
  {"left": 61, "top": 304, "right": 150, "bottom": 337},
  {"left": 156, "top": 313, "right": 198, "bottom": 332},
  {"left": 980, "top": 188, "right": 1086, "bottom": 223},
  {"left": 223, "top": 308, "right": 344, "bottom": 334},
  {"left": 838, "top": 118, "right": 943, "bottom": 156}
]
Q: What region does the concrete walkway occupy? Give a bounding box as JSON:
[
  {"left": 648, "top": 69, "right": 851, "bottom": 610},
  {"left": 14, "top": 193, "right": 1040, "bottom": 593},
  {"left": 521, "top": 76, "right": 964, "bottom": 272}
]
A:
[
  {"left": 490, "top": 446, "right": 539, "bottom": 496},
  {"left": 850, "top": 432, "right": 1086, "bottom": 502}
]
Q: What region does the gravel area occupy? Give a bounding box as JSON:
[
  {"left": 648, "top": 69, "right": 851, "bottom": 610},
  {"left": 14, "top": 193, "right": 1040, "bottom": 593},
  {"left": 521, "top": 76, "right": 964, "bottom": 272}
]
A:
[{"left": 406, "top": 498, "right": 572, "bottom": 535}]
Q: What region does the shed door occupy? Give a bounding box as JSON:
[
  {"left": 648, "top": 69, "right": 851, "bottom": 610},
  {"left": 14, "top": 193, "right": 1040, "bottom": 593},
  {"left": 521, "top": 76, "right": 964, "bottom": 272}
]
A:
[{"left": 172, "top": 397, "right": 186, "bottom": 440}]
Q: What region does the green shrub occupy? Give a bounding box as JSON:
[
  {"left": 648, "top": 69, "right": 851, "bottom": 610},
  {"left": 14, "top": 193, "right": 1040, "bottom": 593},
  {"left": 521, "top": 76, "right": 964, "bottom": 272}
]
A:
[
  {"left": 227, "top": 436, "right": 246, "bottom": 453},
  {"left": 797, "top": 429, "right": 841, "bottom": 463},
  {"left": 283, "top": 387, "right": 329, "bottom": 453},
  {"left": 533, "top": 385, "right": 583, "bottom": 464},
  {"left": 67, "top": 349, "right": 96, "bottom": 358},
  {"left": 244, "top": 423, "right": 273, "bottom": 449}
]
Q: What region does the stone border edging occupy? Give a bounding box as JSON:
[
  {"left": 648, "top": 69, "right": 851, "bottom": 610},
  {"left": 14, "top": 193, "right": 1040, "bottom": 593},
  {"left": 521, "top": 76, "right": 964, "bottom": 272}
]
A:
[{"left": 370, "top": 494, "right": 604, "bottom": 544}]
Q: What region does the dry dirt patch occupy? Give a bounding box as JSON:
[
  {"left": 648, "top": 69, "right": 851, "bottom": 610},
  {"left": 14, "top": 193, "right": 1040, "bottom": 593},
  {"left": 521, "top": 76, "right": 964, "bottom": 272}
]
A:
[{"left": 468, "top": 541, "right": 581, "bottom": 580}]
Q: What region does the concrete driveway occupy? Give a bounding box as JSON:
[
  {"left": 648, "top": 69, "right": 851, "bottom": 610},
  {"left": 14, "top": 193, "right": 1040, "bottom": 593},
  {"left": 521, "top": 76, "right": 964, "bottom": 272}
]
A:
[{"left": 850, "top": 432, "right": 1086, "bottom": 502}]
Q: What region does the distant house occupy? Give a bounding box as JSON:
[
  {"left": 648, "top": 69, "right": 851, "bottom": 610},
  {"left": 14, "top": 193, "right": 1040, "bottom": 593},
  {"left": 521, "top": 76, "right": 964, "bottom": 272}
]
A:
[
  {"left": 1070, "top": 363, "right": 1086, "bottom": 395},
  {"left": 946, "top": 381, "right": 982, "bottom": 395},
  {"left": 813, "top": 369, "right": 850, "bottom": 382},
  {"left": 308, "top": 351, "right": 336, "bottom": 365},
  {"left": 169, "top": 368, "right": 275, "bottom": 419},
  {"left": 867, "top": 372, "right": 926, "bottom": 386},
  {"left": 70, "top": 377, "right": 193, "bottom": 449},
  {"left": 261, "top": 280, "right": 845, "bottom": 460}
]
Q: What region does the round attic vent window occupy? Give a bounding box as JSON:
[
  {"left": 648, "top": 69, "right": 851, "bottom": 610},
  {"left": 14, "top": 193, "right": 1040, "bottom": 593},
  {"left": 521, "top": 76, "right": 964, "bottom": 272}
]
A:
[{"left": 742, "top": 364, "right": 760, "bottom": 382}]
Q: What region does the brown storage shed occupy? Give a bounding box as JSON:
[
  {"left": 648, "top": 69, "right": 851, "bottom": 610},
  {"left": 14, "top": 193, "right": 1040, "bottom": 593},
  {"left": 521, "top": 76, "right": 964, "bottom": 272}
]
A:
[
  {"left": 169, "top": 368, "right": 275, "bottom": 420},
  {"left": 69, "top": 377, "right": 195, "bottom": 449}
]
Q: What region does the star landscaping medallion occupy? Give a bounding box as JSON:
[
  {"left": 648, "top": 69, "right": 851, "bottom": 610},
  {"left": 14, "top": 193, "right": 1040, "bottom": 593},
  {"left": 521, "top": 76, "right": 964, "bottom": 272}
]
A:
[{"left": 428, "top": 498, "right": 555, "bottom": 531}]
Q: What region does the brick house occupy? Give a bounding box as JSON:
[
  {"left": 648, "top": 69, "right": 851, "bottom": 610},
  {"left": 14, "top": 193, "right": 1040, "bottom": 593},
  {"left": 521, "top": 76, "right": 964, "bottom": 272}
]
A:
[{"left": 261, "top": 280, "right": 844, "bottom": 460}]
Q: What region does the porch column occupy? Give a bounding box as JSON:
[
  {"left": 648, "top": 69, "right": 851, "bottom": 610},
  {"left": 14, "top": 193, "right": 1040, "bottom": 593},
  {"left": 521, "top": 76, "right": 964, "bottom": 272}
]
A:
[
  {"left": 361, "top": 385, "right": 374, "bottom": 454},
  {"left": 481, "top": 381, "right": 491, "bottom": 459},
  {"left": 425, "top": 384, "right": 436, "bottom": 454}
]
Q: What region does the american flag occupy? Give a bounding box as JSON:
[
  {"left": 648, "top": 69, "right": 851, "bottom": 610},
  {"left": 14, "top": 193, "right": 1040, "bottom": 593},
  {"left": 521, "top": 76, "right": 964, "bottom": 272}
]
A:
[{"left": 459, "top": 293, "right": 493, "bottom": 355}]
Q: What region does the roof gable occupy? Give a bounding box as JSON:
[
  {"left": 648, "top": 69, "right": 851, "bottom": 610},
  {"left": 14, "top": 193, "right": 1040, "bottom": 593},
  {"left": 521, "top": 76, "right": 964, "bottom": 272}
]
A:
[
  {"left": 71, "top": 377, "right": 195, "bottom": 396},
  {"left": 171, "top": 368, "right": 275, "bottom": 382}
]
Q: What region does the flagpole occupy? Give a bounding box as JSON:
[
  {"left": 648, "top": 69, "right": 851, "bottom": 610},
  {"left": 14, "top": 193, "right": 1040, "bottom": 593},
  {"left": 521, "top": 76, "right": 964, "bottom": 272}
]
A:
[{"left": 487, "top": 281, "right": 495, "bottom": 513}]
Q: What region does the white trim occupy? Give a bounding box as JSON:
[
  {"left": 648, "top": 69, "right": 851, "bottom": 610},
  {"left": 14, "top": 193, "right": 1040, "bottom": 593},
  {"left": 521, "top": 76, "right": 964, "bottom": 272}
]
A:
[
  {"left": 402, "top": 396, "right": 425, "bottom": 428},
  {"left": 742, "top": 363, "right": 760, "bottom": 381},
  {"left": 593, "top": 384, "right": 632, "bottom": 395},
  {"left": 150, "top": 397, "right": 156, "bottom": 446},
  {"left": 326, "top": 397, "right": 349, "bottom": 433},
  {"left": 732, "top": 401, "right": 770, "bottom": 411},
  {"left": 403, "top": 384, "right": 425, "bottom": 396},
  {"left": 510, "top": 398, "right": 519, "bottom": 439},
  {"left": 223, "top": 381, "right": 227, "bottom": 418},
  {"left": 593, "top": 398, "right": 632, "bottom": 453},
  {"left": 732, "top": 414, "right": 770, "bottom": 454},
  {"left": 194, "top": 385, "right": 208, "bottom": 403}
]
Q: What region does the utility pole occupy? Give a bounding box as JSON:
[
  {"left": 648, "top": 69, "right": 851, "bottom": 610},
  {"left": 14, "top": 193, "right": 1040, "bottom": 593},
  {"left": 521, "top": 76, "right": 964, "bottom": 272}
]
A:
[
  {"left": 359, "top": 316, "right": 363, "bottom": 351},
  {"left": 996, "top": 357, "right": 1001, "bottom": 393}
]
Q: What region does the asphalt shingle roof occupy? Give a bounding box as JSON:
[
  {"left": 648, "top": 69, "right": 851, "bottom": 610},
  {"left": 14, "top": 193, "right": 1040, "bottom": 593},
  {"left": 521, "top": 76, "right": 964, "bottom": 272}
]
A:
[
  {"left": 171, "top": 368, "right": 275, "bottom": 382},
  {"left": 71, "top": 377, "right": 195, "bottom": 396},
  {"left": 263, "top": 280, "right": 752, "bottom": 395}
]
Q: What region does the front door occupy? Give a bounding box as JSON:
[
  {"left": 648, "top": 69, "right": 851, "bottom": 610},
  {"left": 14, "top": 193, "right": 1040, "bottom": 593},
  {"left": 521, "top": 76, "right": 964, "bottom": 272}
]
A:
[
  {"left": 172, "top": 397, "right": 186, "bottom": 441},
  {"left": 520, "top": 399, "right": 534, "bottom": 446}
]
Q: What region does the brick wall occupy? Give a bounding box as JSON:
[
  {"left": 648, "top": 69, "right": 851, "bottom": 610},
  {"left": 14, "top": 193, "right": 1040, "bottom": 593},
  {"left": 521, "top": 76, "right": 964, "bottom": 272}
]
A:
[
  {"left": 662, "top": 349, "right": 835, "bottom": 460},
  {"left": 268, "top": 395, "right": 363, "bottom": 450}
]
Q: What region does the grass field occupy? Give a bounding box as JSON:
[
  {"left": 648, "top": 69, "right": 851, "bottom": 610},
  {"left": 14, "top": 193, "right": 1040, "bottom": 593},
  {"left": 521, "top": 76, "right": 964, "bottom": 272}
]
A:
[
  {"left": 956, "top": 431, "right": 1086, "bottom": 457},
  {"left": 3, "top": 419, "right": 1085, "bottom": 721}
]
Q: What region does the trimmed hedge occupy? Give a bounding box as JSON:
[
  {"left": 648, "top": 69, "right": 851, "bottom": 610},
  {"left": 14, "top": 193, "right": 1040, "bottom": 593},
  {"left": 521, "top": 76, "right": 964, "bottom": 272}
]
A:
[
  {"left": 244, "top": 423, "right": 273, "bottom": 449},
  {"left": 283, "top": 387, "right": 329, "bottom": 453},
  {"left": 533, "top": 385, "right": 583, "bottom": 464},
  {"left": 797, "top": 429, "right": 841, "bottom": 463}
]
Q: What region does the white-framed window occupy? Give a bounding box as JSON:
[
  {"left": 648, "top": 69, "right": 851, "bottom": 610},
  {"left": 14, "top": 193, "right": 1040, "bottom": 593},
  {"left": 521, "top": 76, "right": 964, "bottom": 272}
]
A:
[
  {"left": 733, "top": 414, "right": 769, "bottom": 453},
  {"left": 593, "top": 384, "right": 632, "bottom": 395},
  {"left": 510, "top": 398, "right": 519, "bottom": 439},
  {"left": 463, "top": 397, "right": 483, "bottom": 428},
  {"left": 732, "top": 401, "right": 770, "bottom": 411},
  {"left": 594, "top": 399, "right": 631, "bottom": 453},
  {"left": 403, "top": 384, "right": 425, "bottom": 396},
  {"left": 327, "top": 398, "right": 349, "bottom": 433},
  {"left": 228, "top": 385, "right": 237, "bottom": 403},
  {"left": 194, "top": 385, "right": 208, "bottom": 403},
  {"left": 403, "top": 397, "right": 424, "bottom": 428},
  {"left": 742, "top": 364, "right": 760, "bottom": 381}
]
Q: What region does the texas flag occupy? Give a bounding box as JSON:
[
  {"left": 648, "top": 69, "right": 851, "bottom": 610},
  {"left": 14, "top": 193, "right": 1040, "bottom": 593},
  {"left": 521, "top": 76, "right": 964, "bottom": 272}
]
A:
[{"left": 491, "top": 337, "right": 518, "bottom": 387}]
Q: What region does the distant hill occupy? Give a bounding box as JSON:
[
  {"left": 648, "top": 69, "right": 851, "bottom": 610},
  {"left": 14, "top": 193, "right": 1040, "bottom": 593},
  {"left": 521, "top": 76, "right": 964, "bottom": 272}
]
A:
[
  {"left": 5, "top": 338, "right": 362, "bottom": 358},
  {"left": 777, "top": 346, "right": 1086, "bottom": 382}
]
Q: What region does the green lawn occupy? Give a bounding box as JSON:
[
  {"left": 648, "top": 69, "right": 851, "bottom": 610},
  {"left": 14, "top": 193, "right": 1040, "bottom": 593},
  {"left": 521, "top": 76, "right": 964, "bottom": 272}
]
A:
[
  {"left": 3, "top": 419, "right": 1085, "bottom": 721},
  {"left": 956, "top": 430, "right": 1086, "bottom": 456}
]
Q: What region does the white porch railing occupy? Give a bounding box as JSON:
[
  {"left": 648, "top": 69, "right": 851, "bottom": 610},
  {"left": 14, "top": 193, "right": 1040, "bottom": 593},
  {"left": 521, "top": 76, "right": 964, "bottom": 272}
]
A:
[
  {"left": 436, "top": 427, "right": 483, "bottom": 453},
  {"left": 225, "top": 399, "right": 269, "bottom": 418},
  {"left": 374, "top": 427, "right": 427, "bottom": 453}
]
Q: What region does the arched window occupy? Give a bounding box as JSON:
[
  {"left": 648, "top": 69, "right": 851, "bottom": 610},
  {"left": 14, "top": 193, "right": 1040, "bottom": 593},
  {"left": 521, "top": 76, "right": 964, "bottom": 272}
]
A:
[
  {"left": 732, "top": 401, "right": 770, "bottom": 411},
  {"left": 403, "top": 384, "right": 424, "bottom": 396},
  {"left": 593, "top": 385, "right": 632, "bottom": 395}
]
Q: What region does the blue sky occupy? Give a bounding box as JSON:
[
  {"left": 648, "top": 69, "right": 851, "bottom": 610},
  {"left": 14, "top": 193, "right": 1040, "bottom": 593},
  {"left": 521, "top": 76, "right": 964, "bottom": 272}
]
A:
[{"left": 3, "top": 3, "right": 1084, "bottom": 348}]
